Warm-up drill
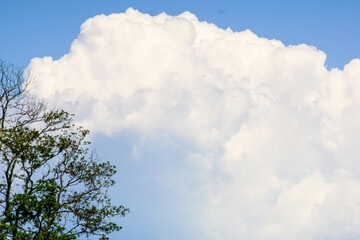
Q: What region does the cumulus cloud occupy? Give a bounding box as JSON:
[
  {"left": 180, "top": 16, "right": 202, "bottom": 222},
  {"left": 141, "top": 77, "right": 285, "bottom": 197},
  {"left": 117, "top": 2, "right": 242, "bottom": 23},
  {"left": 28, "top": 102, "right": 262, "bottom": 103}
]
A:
[{"left": 27, "top": 8, "right": 360, "bottom": 239}]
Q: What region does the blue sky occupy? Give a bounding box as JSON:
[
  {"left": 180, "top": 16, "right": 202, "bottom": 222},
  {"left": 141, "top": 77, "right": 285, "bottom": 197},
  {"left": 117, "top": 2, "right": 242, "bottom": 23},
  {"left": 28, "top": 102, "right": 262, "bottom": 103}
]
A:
[
  {"left": 2, "top": 1, "right": 360, "bottom": 240},
  {"left": 1, "top": 0, "right": 360, "bottom": 69}
]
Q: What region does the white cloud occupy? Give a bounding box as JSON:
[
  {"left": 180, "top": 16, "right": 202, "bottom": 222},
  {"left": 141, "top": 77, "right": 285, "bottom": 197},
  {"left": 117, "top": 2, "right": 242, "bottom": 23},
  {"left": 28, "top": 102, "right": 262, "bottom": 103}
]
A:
[{"left": 27, "top": 8, "right": 360, "bottom": 239}]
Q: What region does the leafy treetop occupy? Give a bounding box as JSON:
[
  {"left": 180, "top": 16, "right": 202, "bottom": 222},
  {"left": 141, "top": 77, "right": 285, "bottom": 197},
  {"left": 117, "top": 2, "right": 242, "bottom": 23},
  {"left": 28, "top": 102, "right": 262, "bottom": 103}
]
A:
[{"left": 0, "top": 59, "right": 128, "bottom": 240}]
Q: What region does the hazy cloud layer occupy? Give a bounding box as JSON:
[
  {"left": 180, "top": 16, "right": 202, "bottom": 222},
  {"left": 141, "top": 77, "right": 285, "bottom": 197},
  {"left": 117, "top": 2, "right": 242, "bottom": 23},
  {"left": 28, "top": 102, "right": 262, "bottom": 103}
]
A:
[{"left": 27, "top": 8, "right": 360, "bottom": 239}]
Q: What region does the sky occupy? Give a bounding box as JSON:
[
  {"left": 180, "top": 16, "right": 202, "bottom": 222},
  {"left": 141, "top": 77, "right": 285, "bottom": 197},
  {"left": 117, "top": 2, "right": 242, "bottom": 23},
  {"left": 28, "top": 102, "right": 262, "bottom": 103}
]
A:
[{"left": 1, "top": 1, "right": 360, "bottom": 239}]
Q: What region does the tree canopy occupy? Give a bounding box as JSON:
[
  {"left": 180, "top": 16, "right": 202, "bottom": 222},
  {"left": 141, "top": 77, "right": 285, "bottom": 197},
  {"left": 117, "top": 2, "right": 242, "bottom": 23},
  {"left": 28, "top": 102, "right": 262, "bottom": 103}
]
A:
[{"left": 0, "top": 60, "right": 128, "bottom": 239}]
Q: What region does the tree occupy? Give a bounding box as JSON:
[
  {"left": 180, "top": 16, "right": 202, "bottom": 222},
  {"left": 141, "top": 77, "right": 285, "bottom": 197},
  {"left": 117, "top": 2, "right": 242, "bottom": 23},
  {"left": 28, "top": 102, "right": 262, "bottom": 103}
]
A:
[{"left": 0, "top": 59, "right": 129, "bottom": 239}]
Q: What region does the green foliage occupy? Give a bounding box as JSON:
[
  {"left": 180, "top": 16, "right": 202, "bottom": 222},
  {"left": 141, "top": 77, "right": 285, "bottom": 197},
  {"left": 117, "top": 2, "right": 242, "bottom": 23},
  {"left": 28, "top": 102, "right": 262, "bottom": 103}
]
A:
[{"left": 0, "top": 60, "right": 128, "bottom": 239}]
